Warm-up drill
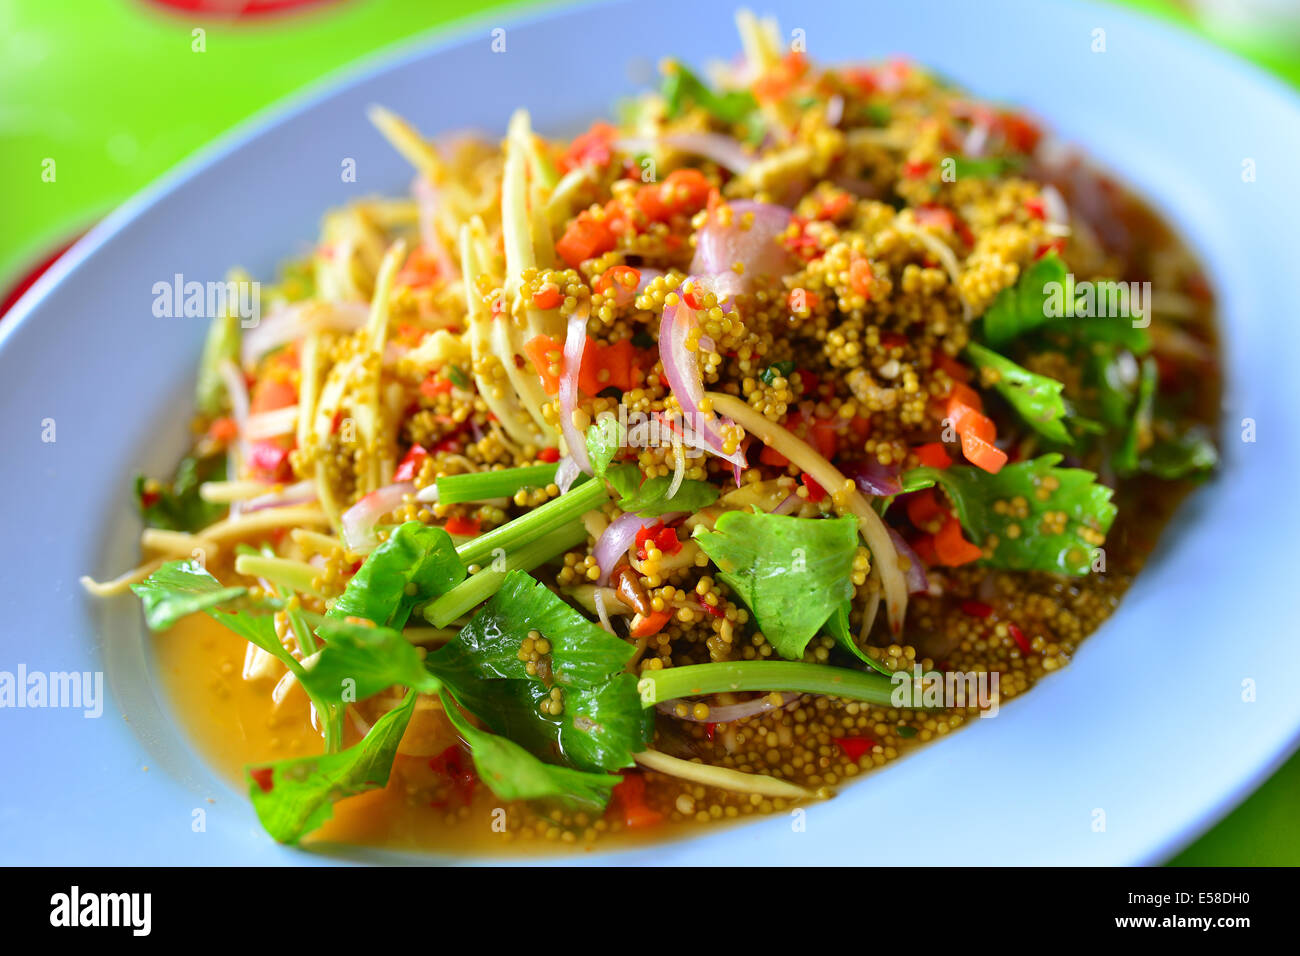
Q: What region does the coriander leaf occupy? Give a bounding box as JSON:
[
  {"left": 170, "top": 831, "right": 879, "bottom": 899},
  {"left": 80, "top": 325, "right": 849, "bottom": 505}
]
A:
[
  {"left": 585, "top": 414, "right": 623, "bottom": 478},
  {"left": 326, "top": 521, "right": 465, "bottom": 629},
  {"left": 427, "top": 571, "right": 652, "bottom": 774},
  {"left": 980, "top": 253, "right": 1067, "bottom": 348},
  {"left": 663, "top": 62, "right": 760, "bottom": 125},
  {"left": 132, "top": 559, "right": 249, "bottom": 631},
  {"left": 904, "top": 454, "right": 1116, "bottom": 575},
  {"left": 693, "top": 512, "right": 858, "bottom": 660},
  {"left": 606, "top": 464, "right": 720, "bottom": 517},
  {"left": 1112, "top": 356, "right": 1157, "bottom": 476},
  {"left": 966, "top": 342, "right": 1073, "bottom": 444},
  {"left": 247, "top": 689, "right": 415, "bottom": 844},
  {"left": 301, "top": 618, "right": 442, "bottom": 704},
  {"left": 439, "top": 690, "right": 620, "bottom": 810},
  {"left": 135, "top": 453, "right": 227, "bottom": 533}
]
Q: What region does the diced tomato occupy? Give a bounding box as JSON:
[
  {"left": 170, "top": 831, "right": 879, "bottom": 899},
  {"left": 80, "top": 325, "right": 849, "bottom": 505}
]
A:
[
  {"left": 905, "top": 488, "right": 945, "bottom": 531},
  {"left": 207, "top": 416, "right": 238, "bottom": 443},
  {"left": 444, "top": 515, "right": 481, "bottom": 537},
  {"left": 393, "top": 443, "right": 428, "bottom": 482},
  {"left": 598, "top": 338, "right": 638, "bottom": 392},
  {"left": 794, "top": 369, "right": 821, "bottom": 394},
  {"left": 654, "top": 525, "right": 681, "bottom": 556},
  {"left": 915, "top": 204, "right": 956, "bottom": 232},
  {"left": 1009, "top": 622, "right": 1033, "bottom": 655},
  {"left": 556, "top": 211, "right": 616, "bottom": 268},
  {"left": 960, "top": 599, "right": 994, "bottom": 619},
  {"left": 631, "top": 609, "right": 673, "bottom": 639},
  {"left": 902, "top": 159, "right": 931, "bottom": 179},
  {"left": 1035, "top": 238, "right": 1067, "bottom": 260},
  {"left": 249, "top": 766, "right": 275, "bottom": 793},
  {"left": 788, "top": 288, "right": 820, "bottom": 314},
  {"left": 524, "top": 334, "right": 563, "bottom": 395},
  {"left": 636, "top": 520, "right": 665, "bottom": 560},
  {"left": 832, "top": 736, "right": 876, "bottom": 761},
  {"left": 934, "top": 352, "right": 972, "bottom": 384},
  {"left": 933, "top": 514, "right": 983, "bottom": 566},
  {"left": 636, "top": 168, "right": 713, "bottom": 223},
  {"left": 809, "top": 419, "right": 838, "bottom": 460},
  {"left": 801, "top": 473, "right": 827, "bottom": 503},
  {"left": 532, "top": 284, "right": 562, "bottom": 310},
  {"left": 538, "top": 446, "right": 561, "bottom": 463},
  {"left": 396, "top": 244, "right": 442, "bottom": 288},
  {"left": 247, "top": 439, "right": 293, "bottom": 482},
  {"left": 249, "top": 378, "right": 297, "bottom": 415},
  {"left": 915, "top": 442, "right": 952, "bottom": 469},
  {"left": 593, "top": 265, "right": 641, "bottom": 308},
  {"left": 849, "top": 257, "right": 874, "bottom": 297},
  {"left": 428, "top": 744, "right": 477, "bottom": 807},
  {"left": 420, "top": 375, "right": 453, "bottom": 399},
  {"left": 999, "top": 111, "right": 1042, "bottom": 154},
  {"left": 759, "top": 445, "right": 790, "bottom": 468},
  {"left": 753, "top": 50, "right": 808, "bottom": 103},
  {"left": 1023, "top": 197, "right": 1046, "bottom": 220},
  {"left": 557, "top": 121, "right": 617, "bottom": 174},
  {"left": 696, "top": 596, "right": 725, "bottom": 619},
  {"left": 611, "top": 772, "right": 662, "bottom": 829},
  {"left": 843, "top": 66, "right": 877, "bottom": 95}
]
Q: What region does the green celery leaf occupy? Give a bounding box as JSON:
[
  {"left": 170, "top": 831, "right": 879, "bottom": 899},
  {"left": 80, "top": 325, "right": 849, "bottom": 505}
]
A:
[
  {"left": 326, "top": 521, "right": 465, "bottom": 629},
  {"left": 247, "top": 689, "right": 416, "bottom": 844},
  {"left": 585, "top": 414, "right": 623, "bottom": 478},
  {"left": 302, "top": 618, "right": 442, "bottom": 704},
  {"left": 693, "top": 512, "right": 859, "bottom": 660},
  {"left": 904, "top": 455, "right": 1116, "bottom": 575},
  {"left": 966, "top": 342, "right": 1073, "bottom": 444},
  {"left": 134, "top": 453, "right": 227, "bottom": 533},
  {"left": 439, "top": 690, "right": 620, "bottom": 810},
  {"left": 427, "top": 571, "right": 652, "bottom": 774},
  {"left": 195, "top": 307, "right": 240, "bottom": 418}
]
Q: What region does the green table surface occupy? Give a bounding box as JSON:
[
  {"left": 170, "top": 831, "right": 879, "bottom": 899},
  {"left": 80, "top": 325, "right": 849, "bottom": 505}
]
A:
[{"left": 3, "top": 0, "right": 1295, "bottom": 864}]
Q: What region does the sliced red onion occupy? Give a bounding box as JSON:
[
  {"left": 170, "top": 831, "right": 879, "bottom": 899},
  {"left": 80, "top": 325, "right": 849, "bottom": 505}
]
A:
[
  {"left": 825, "top": 94, "right": 844, "bottom": 128},
  {"left": 888, "top": 527, "right": 930, "bottom": 595},
  {"left": 658, "top": 287, "right": 747, "bottom": 470},
  {"left": 341, "top": 481, "right": 414, "bottom": 552},
  {"left": 656, "top": 692, "right": 800, "bottom": 723},
  {"left": 1041, "top": 184, "right": 1070, "bottom": 237},
  {"left": 244, "top": 479, "right": 318, "bottom": 513},
  {"left": 844, "top": 458, "right": 903, "bottom": 497},
  {"left": 559, "top": 308, "right": 593, "bottom": 474},
  {"left": 413, "top": 175, "right": 457, "bottom": 279},
  {"left": 554, "top": 454, "right": 580, "bottom": 494},
  {"left": 771, "top": 493, "right": 798, "bottom": 515},
  {"left": 614, "top": 133, "right": 754, "bottom": 175},
  {"left": 243, "top": 405, "right": 298, "bottom": 441},
  {"left": 242, "top": 301, "right": 368, "bottom": 365},
  {"left": 689, "top": 200, "right": 794, "bottom": 295},
  {"left": 634, "top": 267, "right": 666, "bottom": 295}
]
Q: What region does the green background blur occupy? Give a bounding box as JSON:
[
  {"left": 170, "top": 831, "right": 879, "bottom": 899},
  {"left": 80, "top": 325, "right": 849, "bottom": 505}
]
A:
[{"left": 2, "top": 0, "right": 1296, "bottom": 864}]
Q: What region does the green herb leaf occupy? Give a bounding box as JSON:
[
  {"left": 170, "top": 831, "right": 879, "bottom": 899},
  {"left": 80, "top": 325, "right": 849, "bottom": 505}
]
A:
[
  {"left": 980, "top": 253, "right": 1067, "bottom": 348},
  {"left": 693, "top": 512, "right": 859, "bottom": 660},
  {"left": 663, "top": 62, "right": 760, "bottom": 125},
  {"left": 439, "top": 690, "right": 620, "bottom": 809},
  {"left": 426, "top": 571, "right": 652, "bottom": 774},
  {"left": 824, "top": 602, "right": 891, "bottom": 675},
  {"left": 131, "top": 560, "right": 249, "bottom": 631},
  {"left": 1139, "top": 426, "right": 1219, "bottom": 479},
  {"left": 1112, "top": 356, "right": 1157, "bottom": 476},
  {"left": 760, "top": 360, "right": 796, "bottom": 385},
  {"left": 301, "top": 618, "right": 442, "bottom": 704},
  {"left": 903, "top": 455, "right": 1116, "bottom": 575},
  {"left": 585, "top": 414, "right": 623, "bottom": 478},
  {"left": 195, "top": 309, "right": 240, "bottom": 418},
  {"left": 326, "top": 521, "right": 465, "bottom": 629},
  {"left": 965, "top": 342, "right": 1073, "bottom": 444},
  {"left": 134, "top": 453, "right": 227, "bottom": 533},
  {"left": 246, "top": 689, "right": 416, "bottom": 844},
  {"left": 607, "top": 464, "right": 720, "bottom": 517},
  {"left": 951, "top": 155, "right": 1021, "bottom": 179}
]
